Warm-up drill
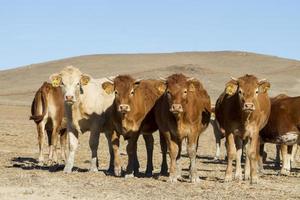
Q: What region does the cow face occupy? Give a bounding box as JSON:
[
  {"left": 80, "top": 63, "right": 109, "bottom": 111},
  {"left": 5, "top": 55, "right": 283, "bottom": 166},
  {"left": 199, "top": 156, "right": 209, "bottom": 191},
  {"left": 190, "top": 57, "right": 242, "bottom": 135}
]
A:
[
  {"left": 225, "top": 74, "right": 270, "bottom": 113},
  {"left": 49, "top": 66, "right": 91, "bottom": 104},
  {"left": 165, "top": 74, "right": 197, "bottom": 115},
  {"left": 102, "top": 75, "right": 141, "bottom": 114}
]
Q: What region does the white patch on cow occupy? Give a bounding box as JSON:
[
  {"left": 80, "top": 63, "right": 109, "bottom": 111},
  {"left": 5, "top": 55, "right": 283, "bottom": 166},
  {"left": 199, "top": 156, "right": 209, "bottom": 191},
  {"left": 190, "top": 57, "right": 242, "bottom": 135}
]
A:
[{"left": 277, "top": 132, "right": 299, "bottom": 145}]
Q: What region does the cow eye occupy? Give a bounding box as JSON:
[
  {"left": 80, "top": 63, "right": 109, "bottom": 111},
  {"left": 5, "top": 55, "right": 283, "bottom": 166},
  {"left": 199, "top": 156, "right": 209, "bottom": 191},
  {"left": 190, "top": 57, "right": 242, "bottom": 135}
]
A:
[
  {"left": 255, "top": 88, "right": 259, "bottom": 94},
  {"left": 166, "top": 90, "right": 171, "bottom": 97},
  {"left": 130, "top": 89, "right": 134, "bottom": 96},
  {"left": 238, "top": 89, "right": 242, "bottom": 95},
  {"left": 115, "top": 90, "right": 118, "bottom": 95},
  {"left": 184, "top": 90, "right": 187, "bottom": 94}
]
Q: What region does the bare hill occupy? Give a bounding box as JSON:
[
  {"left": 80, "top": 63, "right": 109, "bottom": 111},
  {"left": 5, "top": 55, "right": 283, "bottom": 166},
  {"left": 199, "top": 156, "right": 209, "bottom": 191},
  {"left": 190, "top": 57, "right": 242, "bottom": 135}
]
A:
[{"left": 1, "top": 51, "right": 300, "bottom": 106}]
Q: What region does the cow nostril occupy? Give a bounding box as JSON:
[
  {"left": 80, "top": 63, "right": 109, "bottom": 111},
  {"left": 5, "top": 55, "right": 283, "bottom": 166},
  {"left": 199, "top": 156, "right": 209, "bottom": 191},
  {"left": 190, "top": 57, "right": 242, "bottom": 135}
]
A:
[{"left": 66, "top": 96, "right": 74, "bottom": 101}]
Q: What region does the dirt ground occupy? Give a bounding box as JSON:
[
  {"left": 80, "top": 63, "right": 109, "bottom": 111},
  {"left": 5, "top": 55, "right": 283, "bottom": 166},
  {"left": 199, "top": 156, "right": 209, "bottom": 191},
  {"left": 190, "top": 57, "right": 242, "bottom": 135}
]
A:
[{"left": 0, "top": 104, "right": 299, "bottom": 200}]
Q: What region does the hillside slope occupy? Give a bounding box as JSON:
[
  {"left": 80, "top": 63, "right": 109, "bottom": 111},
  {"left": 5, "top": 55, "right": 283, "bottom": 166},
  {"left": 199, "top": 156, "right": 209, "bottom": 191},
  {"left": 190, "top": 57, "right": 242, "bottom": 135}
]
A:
[{"left": 0, "top": 51, "right": 299, "bottom": 106}]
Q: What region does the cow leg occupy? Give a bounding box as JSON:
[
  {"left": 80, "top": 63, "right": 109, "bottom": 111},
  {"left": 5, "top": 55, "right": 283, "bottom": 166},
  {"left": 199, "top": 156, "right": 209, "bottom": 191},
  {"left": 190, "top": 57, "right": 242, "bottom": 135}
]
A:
[
  {"left": 187, "top": 133, "right": 200, "bottom": 183},
  {"left": 234, "top": 137, "right": 243, "bottom": 180},
  {"left": 60, "top": 129, "right": 67, "bottom": 163},
  {"left": 105, "top": 130, "right": 115, "bottom": 174},
  {"left": 49, "top": 124, "right": 59, "bottom": 164},
  {"left": 176, "top": 138, "right": 183, "bottom": 180},
  {"left": 111, "top": 131, "right": 121, "bottom": 177},
  {"left": 280, "top": 144, "right": 289, "bottom": 175},
  {"left": 245, "top": 134, "right": 259, "bottom": 184},
  {"left": 125, "top": 132, "right": 140, "bottom": 178},
  {"left": 164, "top": 131, "right": 179, "bottom": 182},
  {"left": 37, "top": 122, "right": 46, "bottom": 164},
  {"left": 281, "top": 145, "right": 292, "bottom": 175},
  {"left": 258, "top": 143, "right": 265, "bottom": 174},
  {"left": 143, "top": 134, "right": 154, "bottom": 177},
  {"left": 275, "top": 144, "right": 281, "bottom": 168},
  {"left": 212, "top": 120, "right": 221, "bottom": 161},
  {"left": 215, "top": 140, "right": 221, "bottom": 161},
  {"left": 225, "top": 133, "right": 236, "bottom": 182},
  {"left": 291, "top": 144, "right": 297, "bottom": 168},
  {"left": 63, "top": 130, "right": 79, "bottom": 173},
  {"left": 159, "top": 131, "right": 168, "bottom": 176},
  {"left": 89, "top": 130, "right": 100, "bottom": 172}
]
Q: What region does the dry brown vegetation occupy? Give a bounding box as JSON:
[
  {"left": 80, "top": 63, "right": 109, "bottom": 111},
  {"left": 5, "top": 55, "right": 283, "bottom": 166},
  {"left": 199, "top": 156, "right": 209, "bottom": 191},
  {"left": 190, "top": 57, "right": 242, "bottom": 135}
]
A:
[{"left": 0, "top": 51, "right": 299, "bottom": 199}]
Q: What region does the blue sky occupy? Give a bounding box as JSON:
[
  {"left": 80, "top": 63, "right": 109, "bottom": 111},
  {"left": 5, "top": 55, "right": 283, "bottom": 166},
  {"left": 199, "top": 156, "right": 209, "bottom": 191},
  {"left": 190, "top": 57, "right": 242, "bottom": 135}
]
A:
[{"left": 0, "top": 0, "right": 300, "bottom": 69}]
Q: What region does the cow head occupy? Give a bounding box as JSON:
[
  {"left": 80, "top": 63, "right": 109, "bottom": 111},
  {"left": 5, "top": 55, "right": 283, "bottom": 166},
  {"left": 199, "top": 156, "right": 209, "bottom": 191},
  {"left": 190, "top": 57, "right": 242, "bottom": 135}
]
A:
[
  {"left": 49, "top": 66, "right": 91, "bottom": 104},
  {"left": 102, "top": 75, "right": 142, "bottom": 114},
  {"left": 225, "top": 74, "right": 270, "bottom": 113},
  {"left": 102, "top": 75, "right": 166, "bottom": 114},
  {"left": 164, "top": 74, "right": 198, "bottom": 115}
]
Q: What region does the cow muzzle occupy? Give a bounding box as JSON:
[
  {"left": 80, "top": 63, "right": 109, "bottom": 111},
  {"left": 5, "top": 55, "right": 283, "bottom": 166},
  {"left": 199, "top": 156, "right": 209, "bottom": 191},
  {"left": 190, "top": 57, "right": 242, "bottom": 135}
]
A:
[
  {"left": 170, "top": 104, "right": 183, "bottom": 114},
  {"left": 65, "top": 95, "right": 75, "bottom": 104},
  {"left": 243, "top": 102, "right": 255, "bottom": 112},
  {"left": 118, "top": 104, "right": 131, "bottom": 113}
]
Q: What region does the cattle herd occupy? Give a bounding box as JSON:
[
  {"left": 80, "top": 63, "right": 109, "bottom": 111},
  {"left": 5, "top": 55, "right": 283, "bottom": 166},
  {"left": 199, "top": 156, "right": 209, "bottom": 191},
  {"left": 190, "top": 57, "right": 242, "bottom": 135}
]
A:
[{"left": 30, "top": 65, "right": 299, "bottom": 184}]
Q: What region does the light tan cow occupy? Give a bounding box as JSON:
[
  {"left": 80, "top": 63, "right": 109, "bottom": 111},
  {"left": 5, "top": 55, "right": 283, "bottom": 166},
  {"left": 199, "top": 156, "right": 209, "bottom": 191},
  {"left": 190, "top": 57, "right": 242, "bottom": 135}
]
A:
[
  {"left": 49, "top": 66, "right": 114, "bottom": 173},
  {"left": 30, "top": 82, "right": 67, "bottom": 164}
]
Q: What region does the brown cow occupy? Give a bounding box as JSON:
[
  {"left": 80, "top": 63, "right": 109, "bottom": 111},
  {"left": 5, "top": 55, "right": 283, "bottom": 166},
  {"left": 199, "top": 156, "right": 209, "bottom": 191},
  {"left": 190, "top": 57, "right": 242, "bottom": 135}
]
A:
[
  {"left": 102, "top": 75, "right": 167, "bottom": 177},
  {"left": 154, "top": 74, "right": 211, "bottom": 183},
  {"left": 30, "top": 82, "right": 67, "bottom": 164},
  {"left": 215, "top": 74, "right": 271, "bottom": 184},
  {"left": 260, "top": 95, "right": 300, "bottom": 175}
]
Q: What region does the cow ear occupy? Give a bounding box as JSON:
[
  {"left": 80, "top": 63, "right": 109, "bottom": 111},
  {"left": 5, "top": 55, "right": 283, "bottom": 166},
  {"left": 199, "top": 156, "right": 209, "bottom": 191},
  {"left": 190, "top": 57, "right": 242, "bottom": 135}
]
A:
[
  {"left": 134, "top": 79, "right": 142, "bottom": 88},
  {"left": 188, "top": 79, "right": 200, "bottom": 92},
  {"left": 102, "top": 81, "right": 114, "bottom": 94},
  {"left": 80, "top": 74, "right": 91, "bottom": 86},
  {"left": 157, "top": 81, "right": 166, "bottom": 95},
  {"left": 258, "top": 79, "right": 271, "bottom": 93},
  {"left": 49, "top": 73, "right": 62, "bottom": 88},
  {"left": 225, "top": 80, "right": 238, "bottom": 96}
]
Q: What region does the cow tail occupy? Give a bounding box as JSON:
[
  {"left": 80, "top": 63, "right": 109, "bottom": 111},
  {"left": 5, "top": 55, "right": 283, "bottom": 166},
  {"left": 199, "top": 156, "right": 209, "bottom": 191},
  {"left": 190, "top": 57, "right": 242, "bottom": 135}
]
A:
[{"left": 30, "top": 85, "right": 48, "bottom": 123}]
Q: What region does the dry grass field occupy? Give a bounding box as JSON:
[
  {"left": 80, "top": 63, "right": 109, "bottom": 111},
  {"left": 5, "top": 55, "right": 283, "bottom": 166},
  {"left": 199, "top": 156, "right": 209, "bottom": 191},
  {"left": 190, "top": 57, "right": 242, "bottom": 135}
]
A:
[{"left": 0, "top": 51, "right": 299, "bottom": 199}]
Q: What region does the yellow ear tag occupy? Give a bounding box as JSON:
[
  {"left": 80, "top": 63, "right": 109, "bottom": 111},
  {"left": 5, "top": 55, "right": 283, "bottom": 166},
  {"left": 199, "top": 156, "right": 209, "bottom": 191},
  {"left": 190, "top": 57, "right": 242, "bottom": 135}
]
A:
[
  {"left": 226, "top": 84, "right": 234, "bottom": 95},
  {"left": 81, "top": 76, "right": 90, "bottom": 86},
  {"left": 52, "top": 77, "right": 61, "bottom": 87},
  {"left": 158, "top": 84, "right": 166, "bottom": 94},
  {"left": 264, "top": 86, "right": 270, "bottom": 93}
]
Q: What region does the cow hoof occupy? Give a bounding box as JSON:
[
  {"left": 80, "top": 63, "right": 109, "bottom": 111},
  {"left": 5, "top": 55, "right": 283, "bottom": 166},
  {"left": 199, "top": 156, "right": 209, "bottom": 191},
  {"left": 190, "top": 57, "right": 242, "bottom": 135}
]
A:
[
  {"left": 224, "top": 175, "right": 232, "bottom": 182},
  {"left": 63, "top": 166, "right": 72, "bottom": 173},
  {"left": 190, "top": 176, "right": 200, "bottom": 183},
  {"left": 114, "top": 167, "right": 122, "bottom": 177},
  {"left": 244, "top": 174, "right": 250, "bottom": 180},
  {"left": 89, "top": 167, "right": 98, "bottom": 172},
  {"left": 234, "top": 174, "right": 243, "bottom": 181},
  {"left": 251, "top": 177, "right": 259, "bottom": 184},
  {"left": 37, "top": 161, "right": 45, "bottom": 167},
  {"left": 145, "top": 171, "right": 153, "bottom": 178},
  {"left": 160, "top": 168, "right": 168, "bottom": 176},
  {"left": 213, "top": 157, "right": 220, "bottom": 162},
  {"left": 106, "top": 167, "right": 114, "bottom": 175},
  {"left": 169, "top": 176, "right": 178, "bottom": 183},
  {"left": 125, "top": 173, "right": 134, "bottom": 179},
  {"left": 280, "top": 169, "right": 290, "bottom": 176}
]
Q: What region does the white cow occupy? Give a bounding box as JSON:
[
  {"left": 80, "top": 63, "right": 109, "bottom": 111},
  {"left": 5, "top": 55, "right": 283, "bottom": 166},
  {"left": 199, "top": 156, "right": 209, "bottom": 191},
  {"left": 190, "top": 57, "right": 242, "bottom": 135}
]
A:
[{"left": 49, "top": 66, "right": 114, "bottom": 173}]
